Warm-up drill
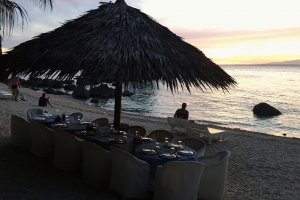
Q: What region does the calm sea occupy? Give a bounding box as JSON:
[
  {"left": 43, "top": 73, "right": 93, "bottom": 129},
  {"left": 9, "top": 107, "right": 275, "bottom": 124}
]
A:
[{"left": 87, "top": 65, "right": 300, "bottom": 138}]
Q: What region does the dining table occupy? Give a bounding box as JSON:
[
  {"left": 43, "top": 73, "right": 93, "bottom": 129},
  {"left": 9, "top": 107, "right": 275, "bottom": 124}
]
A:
[
  {"left": 51, "top": 121, "right": 89, "bottom": 133},
  {"left": 73, "top": 127, "right": 140, "bottom": 152},
  {"left": 134, "top": 142, "right": 199, "bottom": 177},
  {"left": 30, "top": 113, "right": 58, "bottom": 128}
]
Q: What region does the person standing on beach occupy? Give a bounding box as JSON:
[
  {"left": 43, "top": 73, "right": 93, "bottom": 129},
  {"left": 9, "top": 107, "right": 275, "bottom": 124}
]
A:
[
  {"left": 38, "top": 93, "right": 53, "bottom": 107},
  {"left": 9, "top": 75, "right": 20, "bottom": 101},
  {"left": 174, "top": 103, "right": 189, "bottom": 120}
]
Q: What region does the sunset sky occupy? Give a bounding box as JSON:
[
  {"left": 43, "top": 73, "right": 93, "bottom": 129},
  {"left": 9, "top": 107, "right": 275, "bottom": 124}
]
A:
[{"left": 2, "top": 0, "right": 300, "bottom": 65}]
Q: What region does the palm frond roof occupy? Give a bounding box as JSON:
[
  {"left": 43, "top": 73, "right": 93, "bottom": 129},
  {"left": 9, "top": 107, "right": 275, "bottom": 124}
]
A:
[{"left": 1, "top": 0, "right": 236, "bottom": 92}]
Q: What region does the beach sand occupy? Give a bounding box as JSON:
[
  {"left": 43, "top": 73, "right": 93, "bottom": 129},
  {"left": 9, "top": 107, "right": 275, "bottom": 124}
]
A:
[{"left": 0, "top": 83, "right": 300, "bottom": 199}]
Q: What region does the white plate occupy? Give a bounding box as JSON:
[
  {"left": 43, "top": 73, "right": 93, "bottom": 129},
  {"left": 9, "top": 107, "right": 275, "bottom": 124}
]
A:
[
  {"left": 55, "top": 124, "right": 67, "bottom": 128},
  {"left": 171, "top": 144, "right": 182, "bottom": 148},
  {"left": 80, "top": 122, "right": 90, "bottom": 125},
  {"left": 178, "top": 150, "right": 194, "bottom": 156},
  {"left": 34, "top": 117, "right": 46, "bottom": 121},
  {"left": 159, "top": 153, "right": 176, "bottom": 159},
  {"left": 108, "top": 138, "right": 126, "bottom": 144},
  {"left": 140, "top": 149, "right": 157, "bottom": 154}
]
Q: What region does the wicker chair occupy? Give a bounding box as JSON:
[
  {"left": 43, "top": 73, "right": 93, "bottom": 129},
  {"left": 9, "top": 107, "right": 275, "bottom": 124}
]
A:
[
  {"left": 93, "top": 118, "right": 109, "bottom": 127},
  {"left": 11, "top": 114, "right": 31, "bottom": 148},
  {"left": 30, "top": 121, "right": 55, "bottom": 158},
  {"left": 26, "top": 108, "right": 44, "bottom": 120},
  {"left": 126, "top": 126, "right": 147, "bottom": 136},
  {"left": 69, "top": 112, "right": 84, "bottom": 121},
  {"left": 147, "top": 130, "right": 174, "bottom": 143},
  {"left": 83, "top": 141, "right": 111, "bottom": 187},
  {"left": 154, "top": 161, "right": 204, "bottom": 200},
  {"left": 197, "top": 150, "right": 231, "bottom": 200},
  {"left": 182, "top": 138, "right": 206, "bottom": 158},
  {"left": 109, "top": 146, "right": 150, "bottom": 199},
  {"left": 53, "top": 129, "right": 84, "bottom": 172}
]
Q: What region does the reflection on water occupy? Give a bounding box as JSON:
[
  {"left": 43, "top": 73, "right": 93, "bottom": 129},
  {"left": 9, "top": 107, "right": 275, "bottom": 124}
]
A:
[{"left": 84, "top": 66, "right": 300, "bottom": 138}]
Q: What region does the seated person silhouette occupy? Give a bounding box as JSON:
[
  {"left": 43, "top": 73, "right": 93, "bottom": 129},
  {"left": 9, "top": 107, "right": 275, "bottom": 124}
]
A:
[
  {"left": 38, "top": 93, "right": 53, "bottom": 107},
  {"left": 174, "top": 103, "right": 189, "bottom": 120}
]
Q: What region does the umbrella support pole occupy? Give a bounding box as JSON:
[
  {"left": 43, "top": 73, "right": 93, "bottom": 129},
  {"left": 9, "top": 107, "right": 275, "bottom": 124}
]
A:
[{"left": 114, "top": 81, "right": 122, "bottom": 128}]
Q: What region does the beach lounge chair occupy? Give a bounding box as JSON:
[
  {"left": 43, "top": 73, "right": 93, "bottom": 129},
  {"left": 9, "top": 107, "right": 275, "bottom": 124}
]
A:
[
  {"left": 53, "top": 129, "right": 84, "bottom": 172},
  {"left": 167, "top": 117, "right": 187, "bottom": 133},
  {"left": 30, "top": 121, "right": 55, "bottom": 158},
  {"left": 197, "top": 150, "right": 231, "bottom": 200},
  {"left": 0, "top": 90, "right": 13, "bottom": 99},
  {"left": 82, "top": 141, "right": 111, "bottom": 187},
  {"left": 147, "top": 130, "right": 174, "bottom": 143},
  {"left": 181, "top": 138, "right": 206, "bottom": 158},
  {"left": 153, "top": 161, "right": 205, "bottom": 200},
  {"left": 11, "top": 115, "right": 31, "bottom": 148},
  {"left": 109, "top": 146, "right": 150, "bottom": 199},
  {"left": 183, "top": 122, "right": 228, "bottom": 145},
  {"left": 126, "top": 125, "right": 147, "bottom": 136}
]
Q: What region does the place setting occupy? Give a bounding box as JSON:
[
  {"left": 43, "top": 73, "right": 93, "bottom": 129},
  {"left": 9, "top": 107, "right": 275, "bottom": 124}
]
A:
[
  {"left": 108, "top": 138, "right": 127, "bottom": 144},
  {"left": 53, "top": 123, "right": 68, "bottom": 128},
  {"left": 139, "top": 148, "right": 158, "bottom": 155},
  {"left": 33, "top": 116, "right": 46, "bottom": 121}
]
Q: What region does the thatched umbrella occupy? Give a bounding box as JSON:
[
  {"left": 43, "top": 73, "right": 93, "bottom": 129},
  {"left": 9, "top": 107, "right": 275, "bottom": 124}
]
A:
[{"left": 1, "top": 0, "right": 236, "bottom": 127}]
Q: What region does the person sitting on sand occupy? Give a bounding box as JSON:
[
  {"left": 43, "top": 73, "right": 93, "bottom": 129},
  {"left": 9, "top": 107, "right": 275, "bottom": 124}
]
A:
[
  {"left": 9, "top": 75, "right": 20, "bottom": 101},
  {"left": 38, "top": 93, "right": 53, "bottom": 107},
  {"left": 174, "top": 103, "right": 189, "bottom": 120}
]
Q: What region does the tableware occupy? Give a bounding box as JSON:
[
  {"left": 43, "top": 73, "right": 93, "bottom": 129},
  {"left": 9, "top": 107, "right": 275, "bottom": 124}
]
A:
[
  {"left": 155, "top": 142, "right": 160, "bottom": 149},
  {"left": 54, "top": 124, "right": 67, "bottom": 128},
  {"left": 112, "top": 130, "right": 125, "bottom": 135},
  {"left": 141, "top": 137, "right": 152, "bottom": 142},
  {"left": 108, "top": 138, "right": 126, "bottom": 144},
  {"left": 170, "top": 143, "right": 183, "bottom": 150},
  {"left": 159, "top": 153, "right": 177, "bottom": 159},
  {"left": 110, "top": 124, "right": 114, "bottom": 133},
  {"left": 139, "top": 148, "right": 158, "bottom": 155},
  {"left": 34, "top": 117, "right": 46, "bottom": 121},
  {"left": 171, "top": 144, "right": 181, "bottom": 148},
  {"left": 80, "top": 122, "right": 90, "bottom": 125},
  {"left": 77, "top": 116, "right": 81, "bottom": 124},
  {"left": 178, "top": 150, "right": 195, "bottom": 156},
  {"left": 81, "top": 131, "right": 87, "bottom": 136}
]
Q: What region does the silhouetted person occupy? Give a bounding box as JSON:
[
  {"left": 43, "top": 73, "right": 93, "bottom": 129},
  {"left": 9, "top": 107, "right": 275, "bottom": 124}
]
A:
[
  {"left": 174, "top": 103, "right": 189, "bottom": 120},
  {"left": 38, "top": 93, "right": 53, "bottom": 107}
]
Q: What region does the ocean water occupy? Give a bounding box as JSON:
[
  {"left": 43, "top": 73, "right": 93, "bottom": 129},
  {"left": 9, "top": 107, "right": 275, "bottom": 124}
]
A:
[{"left": 87, "top": 65, "right": 300, "bottom": 138}]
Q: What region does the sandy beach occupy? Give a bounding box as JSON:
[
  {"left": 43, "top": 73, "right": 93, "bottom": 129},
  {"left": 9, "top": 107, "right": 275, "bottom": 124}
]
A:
[{"left": 0, "top": 82, "right": 300, "bottom": 200}]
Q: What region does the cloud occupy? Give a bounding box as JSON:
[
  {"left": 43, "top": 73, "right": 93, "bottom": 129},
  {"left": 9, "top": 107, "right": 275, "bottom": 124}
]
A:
[{"left": 169, "top": 27, "right": 300, "bottom": 49}]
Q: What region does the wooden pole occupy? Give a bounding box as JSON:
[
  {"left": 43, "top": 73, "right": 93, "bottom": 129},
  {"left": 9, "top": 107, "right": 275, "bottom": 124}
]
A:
[{"left": 114, "top": 79, "right": 122, "bottom": 127}]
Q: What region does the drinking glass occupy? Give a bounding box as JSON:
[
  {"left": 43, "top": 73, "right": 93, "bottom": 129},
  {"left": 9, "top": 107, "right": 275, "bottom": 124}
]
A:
[
  {"left": 66, "top": 119, "right": 70, "bottom": 126},
  {"left": 178, "top": 140, "right": 182, "bottom": 146},
  {"left": 155, "top": 141, "right": 160, "bottom": 149},
  {"left": 165, "top": 137, "right": 169, "bottom": 142}
]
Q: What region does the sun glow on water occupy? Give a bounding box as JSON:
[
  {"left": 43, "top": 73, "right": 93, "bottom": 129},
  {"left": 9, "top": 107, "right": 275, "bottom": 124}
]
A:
[{"left": 88, "top": 65, "right": 300, "bottom": 138}]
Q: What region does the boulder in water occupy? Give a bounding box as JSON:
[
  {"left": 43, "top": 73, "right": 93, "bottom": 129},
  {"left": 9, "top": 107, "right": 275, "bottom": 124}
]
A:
[
  {"left": 90, "top": 98, "right": 99, "bottom": 103},
  {"left": 253, "top": 102, "right": 281, "bottom": 116}
]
